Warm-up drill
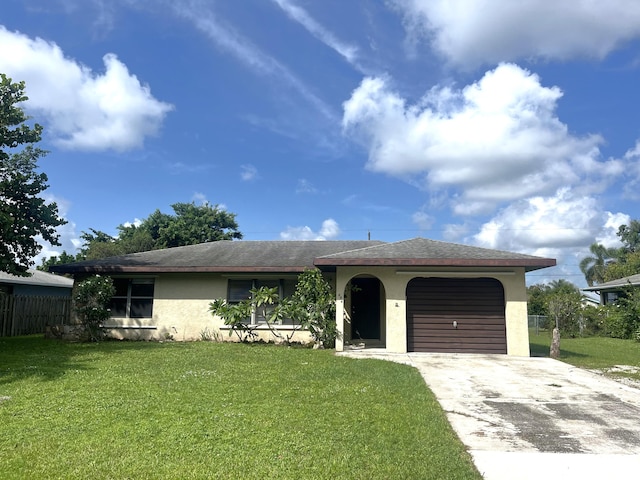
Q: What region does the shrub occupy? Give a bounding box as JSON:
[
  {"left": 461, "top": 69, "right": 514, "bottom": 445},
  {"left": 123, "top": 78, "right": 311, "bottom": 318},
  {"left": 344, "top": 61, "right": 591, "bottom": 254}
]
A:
[
  {"left": 603, "top": 288, "right": 640, "bottom": 339},
  {"left": 73, "top": 275, "right": 115, "bottom": 342}
]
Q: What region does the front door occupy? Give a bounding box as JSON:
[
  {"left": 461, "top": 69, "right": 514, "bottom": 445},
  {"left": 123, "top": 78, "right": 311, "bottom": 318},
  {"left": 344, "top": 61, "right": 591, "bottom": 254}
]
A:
[{"left": 350, "top": 278, "right": 380, "bottom": 340}]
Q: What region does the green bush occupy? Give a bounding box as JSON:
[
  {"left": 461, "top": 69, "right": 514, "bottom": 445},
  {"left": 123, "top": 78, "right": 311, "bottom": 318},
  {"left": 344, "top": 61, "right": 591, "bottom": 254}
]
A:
[
  {"left": 579, "top": 305, "right": 607, "bottom": 336},
  {"left": 73, "top": 275, "right": 115, "bottom": 341},
  {"left": 603, "top": 288, "right": 640, "bottom": 339}
]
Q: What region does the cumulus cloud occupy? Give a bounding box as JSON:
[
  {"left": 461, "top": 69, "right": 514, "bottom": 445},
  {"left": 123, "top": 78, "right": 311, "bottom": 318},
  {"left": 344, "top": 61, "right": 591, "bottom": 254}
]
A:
[
  {"left": 280, "top": 218, "right": 340, "bottom": 240},
  {"left": 390, "top": 0, "right": 640, "bottom": 67},
  {"left": 342, "top": 63, "right": 622, "bottom": 215},
  {"left": 596, "top": 212, "right": 631, "bottom": 248},
  {"left": 472, "top": 188, "right": 627, "bottom": 256},
  {"left": 0, "top": 26, "right": 173, "bottom": 151}
]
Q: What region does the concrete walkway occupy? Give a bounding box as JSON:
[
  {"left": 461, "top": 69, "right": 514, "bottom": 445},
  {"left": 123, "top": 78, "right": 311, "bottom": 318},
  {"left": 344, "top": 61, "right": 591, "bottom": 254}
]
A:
[{"left": 338, "top": 350, "right": 640, "bottom": 479}]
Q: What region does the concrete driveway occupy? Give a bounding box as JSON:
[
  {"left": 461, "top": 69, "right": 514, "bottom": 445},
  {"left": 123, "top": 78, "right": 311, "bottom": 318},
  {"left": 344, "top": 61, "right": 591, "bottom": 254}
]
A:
[{"left": 339, "top": 351, "right": 640, "bottom": 479}]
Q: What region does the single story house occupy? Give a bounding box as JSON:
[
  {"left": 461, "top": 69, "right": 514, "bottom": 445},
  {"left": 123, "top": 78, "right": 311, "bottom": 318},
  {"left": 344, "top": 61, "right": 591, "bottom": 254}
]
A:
[
  {"left": 582, "top": 273, "right": 640, "bottom": 305},
  {"left": 0, "top": 270, "right": 73, "bottom": 297},
  {"left": 50, "top": 237, "right": 555, "bottom": 356}
]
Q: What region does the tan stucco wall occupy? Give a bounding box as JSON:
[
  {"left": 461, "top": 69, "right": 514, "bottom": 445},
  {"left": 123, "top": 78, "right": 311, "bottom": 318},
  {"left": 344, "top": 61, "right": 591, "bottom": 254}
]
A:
[
  {"left": 335, "top": 266, "right": 530, "bottom": 356},
  {"left": 103, "top": 273, "right": 312, "bottom": 344}
]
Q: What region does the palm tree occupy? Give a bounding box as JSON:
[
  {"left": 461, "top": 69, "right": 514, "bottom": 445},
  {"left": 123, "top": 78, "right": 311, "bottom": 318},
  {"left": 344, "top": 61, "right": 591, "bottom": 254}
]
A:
[{"left": 579, "top": 243, "right": 617, "bottom": 286}]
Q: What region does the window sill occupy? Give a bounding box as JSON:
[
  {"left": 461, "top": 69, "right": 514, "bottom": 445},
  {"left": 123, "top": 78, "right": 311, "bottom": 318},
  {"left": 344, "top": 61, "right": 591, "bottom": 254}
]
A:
[
  {"left": 102, "top": 325, "right": 158, "bottom": 330},
  {"left": 219, "top": 325, "right": 307, "bottom": 331}
]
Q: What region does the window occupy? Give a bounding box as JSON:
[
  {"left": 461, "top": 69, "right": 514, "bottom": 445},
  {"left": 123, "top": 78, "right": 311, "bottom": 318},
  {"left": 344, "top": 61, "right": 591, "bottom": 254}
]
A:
[
  {"left": 227, "top": 278, "right": 297, "bottom": 325},
  {"left": 110, "top": 278, "right": 154, "bottom": 318}
]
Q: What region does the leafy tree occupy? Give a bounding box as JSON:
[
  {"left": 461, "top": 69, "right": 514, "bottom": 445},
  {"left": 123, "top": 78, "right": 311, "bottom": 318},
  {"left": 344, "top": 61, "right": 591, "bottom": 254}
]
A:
[
  {"left": 209, "top": 269, "right": 338, "bottom": 347},
  {"left": 603, "top": 251, "right": 640, "bottom": 282},
  {"left": 579, "top": 243, "right": 617, "bottom": 286},
  {"left": 38, "top": 250, "right": 83, "bottom": 271},
  {"left": 42, "top": 202, "right": 244, "bottom": 264},
  {"left": 284, "top": 268, "right": 337, "bottom": 348},
  {"left": 617, "top": 220, "right": 640, "bottom": 254},
  {"left": 73, "top": 275, "right": 116, "bottom": 342},
  {"left": 0, "top": 74, "right": 66, "bottom": 275},
  {"left": 148, "top": 202, "right": 242, "bottom": 248},
  {"left": 546, "top": 288, "right": 582, "bottom": 357}
]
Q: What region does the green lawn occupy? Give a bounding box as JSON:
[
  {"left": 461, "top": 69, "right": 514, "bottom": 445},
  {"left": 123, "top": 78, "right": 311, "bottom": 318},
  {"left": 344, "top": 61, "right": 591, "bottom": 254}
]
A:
[
  {"left": 530, "top": 331, "right": 640, "bottom": 382},
  {"left": 0, "top": 336, "right": 480, "bottom": 480}
]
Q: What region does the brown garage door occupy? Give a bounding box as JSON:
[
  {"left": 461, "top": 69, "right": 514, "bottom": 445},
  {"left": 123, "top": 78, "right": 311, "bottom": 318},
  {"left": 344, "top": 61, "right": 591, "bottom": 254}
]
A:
[{"left": 407, "top": 277, "right": 506, "bottom": 354}]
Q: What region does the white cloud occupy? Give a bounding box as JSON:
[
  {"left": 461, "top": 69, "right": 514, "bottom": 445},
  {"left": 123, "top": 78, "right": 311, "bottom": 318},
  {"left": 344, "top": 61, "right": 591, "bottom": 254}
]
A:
[
  {"left": 623, "top": 140, "right": 640, "bottom": 199},
  {"left": 280, "top": 218, "right": 341, "bottom": 240},
  {"left": 240, "top": 164, "right": 258, "bottom": 181},
  {"left": 472, "top": 188, "right": 624, "bottom": 256},
  {"left": 33, "top": 194, "right": 81, "bottom": 266},
  {"left": 390, "top": 0, "right": 640, "bottom": 67},
  {"left": 442, "top": 223, "right": 469, "bottom": 242},
  {"left": 296, "top": 179, "right": 318, "bottom": 194},
  {"left": 272, "top": 0, "right": 359, "bottom": 65},
  {"left": 0, "top": 26, "right": 173, "bottom": 152},
  {"left": 122, "top": 218, "right": 143, "bottom": 228},
  {"left": 411, "top": 210, "right": 434, "bottom": 230},
  {"left": 192, "top": 192, "right": 208, "bottom": 205},
  {"left": 342, "top": 63, "right": 619, "bottom": 215},
  {"left": 174, "top": 3, "right": 335, "bottom": 122},
  {"left": 596, "top": 212, "right": 630, "bottom": 248}
]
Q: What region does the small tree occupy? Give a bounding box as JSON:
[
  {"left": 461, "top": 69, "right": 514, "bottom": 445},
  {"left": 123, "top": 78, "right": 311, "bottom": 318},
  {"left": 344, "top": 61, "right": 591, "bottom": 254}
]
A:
[
  {"left": 73, "top": 275, "right": 115, "bottom": 342},
  {"left": 286, "top": 269, "right": 337, "bottom": 348},
  {"left": 546, "top": 290, "right": 582, "bottom": 358},
  {"left": 209, "top": 269, "right": 338, "bottom": 347},
  {"left": 209, "top": 297, "right": 256, "bottom": 342}
]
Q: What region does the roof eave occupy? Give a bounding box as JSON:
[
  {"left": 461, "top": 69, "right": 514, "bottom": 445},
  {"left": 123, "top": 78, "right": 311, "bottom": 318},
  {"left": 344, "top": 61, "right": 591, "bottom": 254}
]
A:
[
  {"left": 50, "top": 265, "right": 310, "bottom": 275},
  {"left": 313, "top": 257, "right": 556, "bottom": 271}
]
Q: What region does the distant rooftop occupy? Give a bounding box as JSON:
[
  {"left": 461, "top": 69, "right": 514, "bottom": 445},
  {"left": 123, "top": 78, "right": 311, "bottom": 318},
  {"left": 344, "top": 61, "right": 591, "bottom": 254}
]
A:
[{"left": 0, "top": 270, "right": 73, "bottom": 288}]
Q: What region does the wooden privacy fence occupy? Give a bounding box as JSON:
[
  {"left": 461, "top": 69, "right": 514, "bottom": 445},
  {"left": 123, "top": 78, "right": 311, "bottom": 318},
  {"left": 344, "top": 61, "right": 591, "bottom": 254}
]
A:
[{"left": 0, "top": 295, "right": 72, "bottom": 337}]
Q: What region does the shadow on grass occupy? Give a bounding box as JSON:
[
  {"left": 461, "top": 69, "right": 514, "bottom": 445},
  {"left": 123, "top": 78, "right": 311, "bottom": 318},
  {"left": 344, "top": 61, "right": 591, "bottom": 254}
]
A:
[
  {"left": 0, "top": 335, "right": 173, "bottom": 386},
  {"left": 530, "top": 334, "right": 590, "bottom": 360}
]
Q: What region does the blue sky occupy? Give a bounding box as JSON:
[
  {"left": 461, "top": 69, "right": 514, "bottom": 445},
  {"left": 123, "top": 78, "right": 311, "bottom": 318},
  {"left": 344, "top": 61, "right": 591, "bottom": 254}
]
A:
[{"left": 2, "top": 0, "right": 639, "bottom": 287}]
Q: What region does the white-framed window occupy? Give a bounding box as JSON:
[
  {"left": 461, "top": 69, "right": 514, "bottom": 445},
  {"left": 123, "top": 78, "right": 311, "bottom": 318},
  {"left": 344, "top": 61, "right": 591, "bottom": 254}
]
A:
[
  {"left": 227, "top": 278, "right": 296, "bottom": 325},
  {"left": 110, "top": 278, "right": 154, "bottom": 318}
]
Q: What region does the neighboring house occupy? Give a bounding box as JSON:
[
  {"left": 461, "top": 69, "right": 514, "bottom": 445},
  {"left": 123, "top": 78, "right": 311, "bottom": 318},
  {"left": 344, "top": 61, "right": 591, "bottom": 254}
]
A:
[
  {"left": 50, "top": 237, "right": 555, "bottom": 356},
  {"left": 582, "top": 273, "right": 640, "bottom": 305},
  {"left": 0, "top": 270, "right": 73, "bottom": 337},
  {"left": 0, "top": 270, "right": 73, "bottom": 297}
]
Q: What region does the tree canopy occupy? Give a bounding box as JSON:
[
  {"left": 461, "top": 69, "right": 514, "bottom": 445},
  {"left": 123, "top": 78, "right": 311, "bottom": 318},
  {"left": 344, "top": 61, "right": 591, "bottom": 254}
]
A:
[
  {"left": 40, "top": 201, "right": 242, "bottom": 268},
  {"left": 1, "top": 74, "right": 65, "bottom": 275},
  {"left": 578, "top": 220, "right": 640, "bottom": 286}
]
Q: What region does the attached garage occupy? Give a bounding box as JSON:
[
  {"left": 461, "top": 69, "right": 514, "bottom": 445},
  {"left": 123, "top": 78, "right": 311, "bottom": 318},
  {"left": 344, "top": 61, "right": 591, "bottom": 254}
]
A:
[{"left": 407, "top": 277, "right": 507, "bottom": 354}]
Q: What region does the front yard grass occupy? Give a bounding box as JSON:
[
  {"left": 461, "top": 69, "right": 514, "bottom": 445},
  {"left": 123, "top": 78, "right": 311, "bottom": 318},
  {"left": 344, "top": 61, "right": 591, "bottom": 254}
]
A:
[
  {"left": 530, "top": 331, "right": 640, "bottom": 382},
  {"left": 0, "top": 336, "right": 480, "bottom": 480}
]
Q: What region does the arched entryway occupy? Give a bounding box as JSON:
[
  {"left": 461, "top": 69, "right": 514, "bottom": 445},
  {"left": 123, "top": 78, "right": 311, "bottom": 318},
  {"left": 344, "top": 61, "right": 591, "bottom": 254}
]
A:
[
  {"left": 345, "top": 276, "right": 385, "bottom": 346},
  {"left": 406, "top": 277, "right": 506, "bottom": 354}
]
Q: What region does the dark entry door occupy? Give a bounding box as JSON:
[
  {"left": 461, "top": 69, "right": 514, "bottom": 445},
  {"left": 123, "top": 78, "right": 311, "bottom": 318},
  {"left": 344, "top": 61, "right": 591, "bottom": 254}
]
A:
[
  {"left": 350, "top": 278, "right": 380, "bottom": 340},
  {"left": 407, "top": 277, "right": 506, "bottom": 354}
]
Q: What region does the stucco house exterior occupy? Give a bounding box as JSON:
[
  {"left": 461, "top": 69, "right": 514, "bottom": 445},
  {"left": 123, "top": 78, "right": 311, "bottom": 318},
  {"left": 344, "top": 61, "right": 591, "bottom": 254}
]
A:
[
  {"left": 582, "top": 273, "right": 640, "bottom": 305},
  {"left": 50, "top": 237, "right": 555, "bottom": 356}
]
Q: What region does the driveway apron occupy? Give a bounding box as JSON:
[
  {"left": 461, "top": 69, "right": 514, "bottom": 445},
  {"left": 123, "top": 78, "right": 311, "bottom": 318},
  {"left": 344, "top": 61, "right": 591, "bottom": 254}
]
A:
[{"left": 339, "top": 351, "right": 640, "bottom": 479}]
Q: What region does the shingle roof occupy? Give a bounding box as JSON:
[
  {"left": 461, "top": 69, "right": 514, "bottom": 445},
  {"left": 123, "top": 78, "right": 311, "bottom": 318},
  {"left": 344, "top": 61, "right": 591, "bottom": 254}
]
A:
[
  {"left": 314, "top": 237, "right": 556, "bottom": 271},
  {"left": 582, "top": 273, "right": 640, "bottom": 292},
  {"left": 48, "top": 238, "right": 556, "bottom": 274},
  {"left": 0, "top": 270, "right": 73, "bottom": 288},
  {"left": 49, "top": 240, "right": 383, "bottom": 274}
]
